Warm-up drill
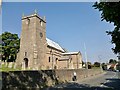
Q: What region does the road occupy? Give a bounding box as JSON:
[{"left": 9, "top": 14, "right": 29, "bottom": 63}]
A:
[
  {"left": 49, "top": 71, "right": 120, "bottom": 90},
  {"left": 78, "top": 71, "right": 120, "bottom": 89}
]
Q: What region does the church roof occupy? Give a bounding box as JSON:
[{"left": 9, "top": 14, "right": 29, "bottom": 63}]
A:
[
  {"left": 46, "top": 38, "right": 65, "bottom": 52},
  {"left": 62, "top": 51, "right": 80, "bottom": 55}
]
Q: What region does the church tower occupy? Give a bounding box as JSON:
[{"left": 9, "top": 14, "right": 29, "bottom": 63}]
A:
[{"left": 16, "top": 11, "right": 47, "bottom": 70}]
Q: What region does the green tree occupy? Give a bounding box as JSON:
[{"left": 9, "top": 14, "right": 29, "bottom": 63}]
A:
[
  {"left": 101, "top": 63, "right": 107, "bottom": 70},
  {"left": 88, "top": 64, "right": 92, "bottom": 69},
  {"left": 87, "top": 62, "right": 92, "bottom": 65},
  {"left": 94, "top": 62, "right": 100, "bottom": 67},
  {"left": 109, "top": 59, "right": 117, "bottom": 64},
  {"left": 93, "top": 1, "right": 120, "bottom": 55},
  {"left": 0, "top": 32, "right": 20, "bottom": 62}
]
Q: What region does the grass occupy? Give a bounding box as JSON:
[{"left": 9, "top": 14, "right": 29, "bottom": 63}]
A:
[
  {"left": 0, "top": 63, "right": 21, "bottom": 72},
  {"left": 0, "top": 62, "right": 33, "bottom": 72}
]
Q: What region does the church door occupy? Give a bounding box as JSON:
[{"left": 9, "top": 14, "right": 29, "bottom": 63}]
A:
[{"left": 24, "top": 58, "right": 28, "bottom": 69}]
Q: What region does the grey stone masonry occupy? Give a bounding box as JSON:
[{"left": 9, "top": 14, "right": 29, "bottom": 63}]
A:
[{"left": 15, "top": 13, "right": 47, "bottom": 70}]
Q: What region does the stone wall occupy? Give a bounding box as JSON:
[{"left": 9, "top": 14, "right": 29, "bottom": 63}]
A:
[
  {"left": 2, "top": 70, "right": 58, "bottom": 90},
  {"left": 1, "top": 68, "right": 103, "bottom": 89},
  {"left": 55, "top": 68, "right": 102, "bottom": 82}
]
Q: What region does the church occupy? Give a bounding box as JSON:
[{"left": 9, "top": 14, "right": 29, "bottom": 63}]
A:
[{"left": 15, "top": 11, "right": 82, "bottom": 70}]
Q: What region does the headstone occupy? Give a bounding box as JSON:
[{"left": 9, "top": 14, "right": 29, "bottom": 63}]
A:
[
  {"left": 4, "top": 61, "right": 8, "bottom": 67},
  {"left": 1, "top": 61, "right": 4, "bottom": 65},
  {"left": 0, "top": 61, "right": 1, "bottom": 68},
  {"left": 8, "top": 62, "right": 13, "bottom": 68}
]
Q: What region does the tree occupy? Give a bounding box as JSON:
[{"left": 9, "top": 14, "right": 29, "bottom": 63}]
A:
[
  {"left": 88, "top": 64, "right": 92, "bottom": 69},
  {"left": 101, "top": 63, "right": 107, "bottom": 70},
  {"left": 87, "top": 62, "right": 92, "bottom": 65},
  {"left": 0, "top": 32, "right": 20, "bottom": 62},
  {"left": 109, "top": 59, "right": 117, "bottom": 64},
  {"left": 94, "top": 62, "right": 100, "bottom": 67},
  {"left": 93, "top": 1, "right": 120, "bottom": 55},
  {"left": 109, "top": 59, "right": 114, "bottom": 64}
]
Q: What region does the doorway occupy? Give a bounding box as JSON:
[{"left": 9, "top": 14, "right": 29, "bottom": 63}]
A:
[{"left": 24, "top": 58, "right": 28, "bottom": 69}]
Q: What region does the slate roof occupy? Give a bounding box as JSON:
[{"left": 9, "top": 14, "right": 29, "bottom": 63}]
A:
[{"left": 46, "top": 38, "right": 65, "bottom": 52}]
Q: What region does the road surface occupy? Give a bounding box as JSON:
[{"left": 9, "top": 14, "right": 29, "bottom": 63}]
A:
[
  {"left": 78, "top": 71, "right": 120, "bottom": 89},
  {"left": 49, "top": 71, "right": 120, "bottom": 90}
]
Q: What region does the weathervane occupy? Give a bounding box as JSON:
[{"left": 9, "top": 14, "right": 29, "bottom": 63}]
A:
[{"left": 34, "top": 9, "right": 37, "bottom": 14}]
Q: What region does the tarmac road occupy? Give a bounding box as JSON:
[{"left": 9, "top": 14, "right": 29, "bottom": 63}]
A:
[
  {"left": 49, "top": 71, "right": 120, "bottom": 90},
  {"left": 78, "top": 71, "right": 120, "bottom": 89}
]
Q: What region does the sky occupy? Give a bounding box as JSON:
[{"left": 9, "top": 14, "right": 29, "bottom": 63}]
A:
[{"left": 2, "top": 2, "right": 118, "bottom": 63}]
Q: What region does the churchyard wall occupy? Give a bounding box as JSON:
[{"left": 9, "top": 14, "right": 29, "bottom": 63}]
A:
[{"left": 1, "top": 68, "right": 103, "bottom": 89}]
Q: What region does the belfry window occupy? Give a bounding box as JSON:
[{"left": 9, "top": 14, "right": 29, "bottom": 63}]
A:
[
  {"left": 25, "top": 52, "right": 27, "bottom": 57},
  {"left": 49, "top": 57, "right": 50, "bottom": 62},
  {"left": 40, "top": 21, "right": 43, "bottom": 26}
]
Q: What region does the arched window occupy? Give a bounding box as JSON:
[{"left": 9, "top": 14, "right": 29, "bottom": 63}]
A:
[
  {"left": 56, "top": 58, "right": 58, "bottom": 64},
  {"left": 49, "top": 57, "right": 50, "bottom": 62},
  {"left": 40, "top": 21, "right": 43, "bottom": 26},
  {"left": 24, "top": 58, "right": 28, "bottom": 69},
  {"left": 25, "top": 52, "right": 27, "bottom": 57}
]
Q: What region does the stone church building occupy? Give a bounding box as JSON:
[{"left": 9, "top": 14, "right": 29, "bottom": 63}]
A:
[{"left": 15, "top": 12, "right": 82, "bottom": 70}]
